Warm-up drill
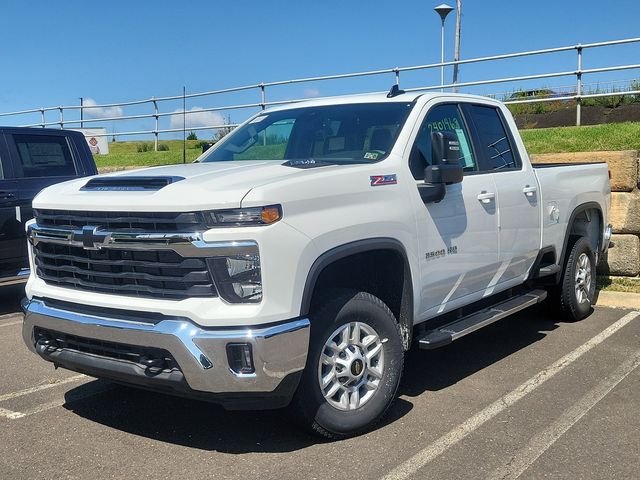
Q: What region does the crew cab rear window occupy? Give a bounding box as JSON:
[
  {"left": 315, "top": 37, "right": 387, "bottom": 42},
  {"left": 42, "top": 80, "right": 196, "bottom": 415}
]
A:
[
  {"left": 12, "top": 134, "right": 76, "bottom": 178},
  {"left": 468, "top": 106, "right": 520, "bottom": 171}
]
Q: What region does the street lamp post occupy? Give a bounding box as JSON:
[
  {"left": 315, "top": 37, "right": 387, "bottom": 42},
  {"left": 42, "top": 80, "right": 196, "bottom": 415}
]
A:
[{"left": 434, "top": 3, "right": 454, "bottom": 92}]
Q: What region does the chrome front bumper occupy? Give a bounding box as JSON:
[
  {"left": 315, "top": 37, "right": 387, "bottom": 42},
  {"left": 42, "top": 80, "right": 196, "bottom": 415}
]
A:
[{"left": 22, "top": 298, "right": 310, "bottom": 396}]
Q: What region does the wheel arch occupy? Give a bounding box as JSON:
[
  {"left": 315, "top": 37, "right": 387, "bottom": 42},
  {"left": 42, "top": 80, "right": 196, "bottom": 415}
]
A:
[
  {"left": 556, "top": 201, "right": 603, "bottom": 281},
  {"left": 300, "top": 238, "right": 415, "bottom": 350}
]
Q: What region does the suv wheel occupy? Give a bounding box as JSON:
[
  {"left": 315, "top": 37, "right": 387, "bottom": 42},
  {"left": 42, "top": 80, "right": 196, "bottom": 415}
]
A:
[{"left": 293, "top": 290, "right": 404, "bottom": 439}]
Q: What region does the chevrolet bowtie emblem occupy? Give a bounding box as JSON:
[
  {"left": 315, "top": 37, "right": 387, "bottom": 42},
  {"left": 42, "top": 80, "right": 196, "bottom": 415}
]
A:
[{"left": 75, "top": 226, "right": 110, "bottom": 250}]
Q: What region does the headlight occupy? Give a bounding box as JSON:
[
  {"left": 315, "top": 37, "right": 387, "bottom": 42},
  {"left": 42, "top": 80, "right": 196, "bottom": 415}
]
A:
[
  {"left": 207, "top": 246, "right": 262, "bottom": 303},
  {"left": 204, "top": 205, "right": 281, "bottom": 227}
]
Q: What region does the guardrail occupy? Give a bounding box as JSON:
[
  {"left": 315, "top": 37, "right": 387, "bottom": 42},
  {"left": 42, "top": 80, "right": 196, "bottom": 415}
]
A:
[{"left": 1, "top": 37, "right": 639, "bottom": 150}]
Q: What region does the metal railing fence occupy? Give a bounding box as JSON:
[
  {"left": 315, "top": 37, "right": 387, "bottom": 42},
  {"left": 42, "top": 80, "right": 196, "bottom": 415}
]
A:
[{"left": 1, "top": 37, "right": 639, "bottom": 149}]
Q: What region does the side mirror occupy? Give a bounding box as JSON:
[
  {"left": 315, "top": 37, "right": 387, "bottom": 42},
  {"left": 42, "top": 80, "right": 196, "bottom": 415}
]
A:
[{"left": 418, "top": 131, "right": 464, "bottom": 204}]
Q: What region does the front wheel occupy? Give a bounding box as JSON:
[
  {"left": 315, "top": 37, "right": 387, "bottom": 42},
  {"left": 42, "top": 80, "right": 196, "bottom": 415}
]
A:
[
  {"left": 293, "top": 290, "right": 404, "bottom": 439},
  {"left": 551, "top": 236, "right": 596, "bottom": 321}
]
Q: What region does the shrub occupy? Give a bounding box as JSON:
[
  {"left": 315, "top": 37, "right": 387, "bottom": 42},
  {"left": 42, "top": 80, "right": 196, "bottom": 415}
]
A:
[
  {"left": 157, "top": 144, "right": 169, "bottom": 151},
  {"left": 187, "top": 131, "right": 198, "bottom": 140},
  {"left": 136, "top": 143, "right": 152, "bottom": 152}
]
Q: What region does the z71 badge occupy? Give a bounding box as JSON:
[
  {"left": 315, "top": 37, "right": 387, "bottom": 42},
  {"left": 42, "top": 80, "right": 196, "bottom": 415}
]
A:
[{"left": 370, "top": 174, "right": 397, "bottom": 186}]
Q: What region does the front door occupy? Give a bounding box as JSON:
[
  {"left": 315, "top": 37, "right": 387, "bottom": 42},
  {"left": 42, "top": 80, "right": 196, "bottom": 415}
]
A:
[{"left": 409, "top": 102, "right": 500, "bottom": 320}]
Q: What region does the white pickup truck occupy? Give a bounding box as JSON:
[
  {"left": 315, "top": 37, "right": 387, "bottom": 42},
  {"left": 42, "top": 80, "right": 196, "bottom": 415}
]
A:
[{"left": 22, "top": 89, "right": 611, "bottom": 438}]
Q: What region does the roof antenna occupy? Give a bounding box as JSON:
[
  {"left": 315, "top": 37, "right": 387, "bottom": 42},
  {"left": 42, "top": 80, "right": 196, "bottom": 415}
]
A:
[{"left": 387, "top": 84, "right": 405, "bottom": 98}]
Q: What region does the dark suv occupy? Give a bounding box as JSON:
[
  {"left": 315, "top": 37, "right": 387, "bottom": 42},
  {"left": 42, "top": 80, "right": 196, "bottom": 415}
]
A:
[{"left": 0, "top": 127, "right": 97, "bottom": 286}]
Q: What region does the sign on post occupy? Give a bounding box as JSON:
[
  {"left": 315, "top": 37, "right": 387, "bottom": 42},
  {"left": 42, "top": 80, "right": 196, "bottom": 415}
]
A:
[{"left": 72, "top": 128, "right": 109, "bottom": 155}]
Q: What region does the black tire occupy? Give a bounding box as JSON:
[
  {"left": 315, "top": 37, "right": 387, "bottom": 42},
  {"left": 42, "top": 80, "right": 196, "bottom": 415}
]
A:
[
  {"left": 293, "top": 290, "right": 404, "bottom": 439},
  {"left": 551, "top": 236, "right": 596, "bottom": 321}
]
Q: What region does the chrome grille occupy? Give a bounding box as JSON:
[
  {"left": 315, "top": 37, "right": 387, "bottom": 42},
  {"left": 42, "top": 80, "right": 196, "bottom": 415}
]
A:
[
  {"left": 33, "top": 209, "right": 207, "bottom": 232},
  {"left": 34, "top": 242, "right": 217, "bottom": 300}
]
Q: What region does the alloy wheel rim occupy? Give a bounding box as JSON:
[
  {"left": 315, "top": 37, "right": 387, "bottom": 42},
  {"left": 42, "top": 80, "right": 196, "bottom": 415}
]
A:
[
  {"left": 574, "top": 252, "right": 592, "bottom": 304},
  {"left": 317, "top": 321, "right": 385, "bottom": 411}
]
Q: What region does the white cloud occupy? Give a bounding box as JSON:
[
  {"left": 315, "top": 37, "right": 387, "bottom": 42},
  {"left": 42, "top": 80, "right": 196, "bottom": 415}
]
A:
[
  {"left": 169, "top": 107, "right": 225, "bottom": 130},
  {"left": 303, "top": 87, "right": 320, "bottom": 97},
  {"left": 83, "top": 97, "right": 123, "bottom": 119}
]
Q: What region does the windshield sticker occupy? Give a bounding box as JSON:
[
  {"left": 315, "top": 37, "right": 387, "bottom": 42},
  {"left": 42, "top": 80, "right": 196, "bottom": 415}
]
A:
[
  {"left": 364, "top": 151, "right": 380, "bottom": 160},
  {"left": 370, "top": 174, "right": 397, "bottom": 186}
]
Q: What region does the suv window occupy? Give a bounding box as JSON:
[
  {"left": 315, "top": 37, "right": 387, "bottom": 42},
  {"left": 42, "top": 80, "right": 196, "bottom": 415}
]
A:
[
  {"left": 12, "top": 134, "right": 76, "bottom": 178},
  {"left": 410, "top": 104, "right": 476, "bottom": 179},
  {"left": 468, "top": 105, "right": 520, "bottom": 171}
]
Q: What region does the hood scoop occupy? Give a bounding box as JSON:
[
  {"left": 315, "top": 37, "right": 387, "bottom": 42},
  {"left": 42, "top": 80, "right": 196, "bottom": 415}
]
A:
[{"left": 80, "top": 176, "right": 185, "bottom": 191}]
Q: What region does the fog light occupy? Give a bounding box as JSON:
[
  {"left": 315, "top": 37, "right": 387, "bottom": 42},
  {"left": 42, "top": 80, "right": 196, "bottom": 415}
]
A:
[{"left": 226, "top": 343, "right": 255, "bottom": 375}]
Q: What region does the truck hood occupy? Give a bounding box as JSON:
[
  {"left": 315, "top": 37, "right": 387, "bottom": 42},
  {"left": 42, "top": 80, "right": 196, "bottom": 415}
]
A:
[{"left": 32, "top": 161, "right": 324, "bottom": 211}]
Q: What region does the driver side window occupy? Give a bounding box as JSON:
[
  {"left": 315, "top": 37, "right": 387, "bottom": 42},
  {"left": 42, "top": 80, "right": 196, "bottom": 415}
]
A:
[{"left": 409, "top": 104, "right": 476, "bottom": 180}]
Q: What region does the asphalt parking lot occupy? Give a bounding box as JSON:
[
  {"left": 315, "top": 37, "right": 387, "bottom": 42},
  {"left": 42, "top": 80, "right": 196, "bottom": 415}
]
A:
[{"left": 1, "top": 284, "right": 639, "bottom": 480}]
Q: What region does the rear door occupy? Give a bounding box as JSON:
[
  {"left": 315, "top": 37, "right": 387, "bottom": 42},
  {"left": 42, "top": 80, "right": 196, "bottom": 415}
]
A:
[
  {"left": 463, "top": 104, "right": 541, "bottom": 287},
  {"left": 0, "top": 134, "right": 24, "bottom": 275}
]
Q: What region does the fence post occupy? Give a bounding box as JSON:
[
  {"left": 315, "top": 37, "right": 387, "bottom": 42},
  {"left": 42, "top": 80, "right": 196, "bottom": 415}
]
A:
[
  {"left": 152, "top": 98, "right": 159, "bottom": 151},
  {"left": 260, "top": 84, "right": 266, "bottom": 145},
  {"left": 576, "top": 44, "right": 583, "bottom": 126},
  {"left": 59, "top": 107, "right": 64, "bottom": 129},
  {"left": 40, "top": 108, "right": 45, "bottom": 128}
]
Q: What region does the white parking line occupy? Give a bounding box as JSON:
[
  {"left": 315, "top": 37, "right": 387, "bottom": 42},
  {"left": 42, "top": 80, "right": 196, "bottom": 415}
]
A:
[
  {"left": 0, "top": 320, "right": 22, "bottom": 328},
  {"left": 16, "top": 383, "right": 114, "bottom": 419},
  {"left": 0, "top": 407, "right": 25, "bottom": 420},
  {"left": 0, "top": 374, "right": 86, "bottom": 403},
  {"left": 381, "top": 310, "right": 640, "bottom": 480},
  {"left": 488, "top": 348, "right": 640, "bottom": 480}
]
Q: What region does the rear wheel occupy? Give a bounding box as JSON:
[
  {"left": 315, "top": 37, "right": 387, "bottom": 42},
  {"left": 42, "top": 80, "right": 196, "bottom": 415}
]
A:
[
  {"left": 293, "top": 290, "right": 404, "bottom": 439},
  {"left": 551, "top": 236, "right": 596, "bottom": 321}
]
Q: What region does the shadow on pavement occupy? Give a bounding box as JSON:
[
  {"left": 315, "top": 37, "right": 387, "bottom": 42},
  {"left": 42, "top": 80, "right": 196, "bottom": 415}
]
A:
[
  {"left": 0, "top": 284, "right": 25, "bottom": 315},
  {"left": 62, "top": 303, "right": 561, "bottom": 452},
  {"left": 63, "top": 382, "right": 413, "bottom": 453},
  {"left": 400, "top": 304, "right": 558, "bottom": 396}
]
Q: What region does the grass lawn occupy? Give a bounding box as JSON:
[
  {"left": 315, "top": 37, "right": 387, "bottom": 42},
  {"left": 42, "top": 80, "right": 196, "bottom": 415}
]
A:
[
  {"left": 597, "top": 275, "right": 640, "bottom": 294},
  {"left": 95, "top": 121, "right": 640, "bottom": 169},
  {"left": 96, "top": 140, "right": 203, "bottom": 170},
  {"left": 520, "top": 121, "right": 640, "bottom": 154}
]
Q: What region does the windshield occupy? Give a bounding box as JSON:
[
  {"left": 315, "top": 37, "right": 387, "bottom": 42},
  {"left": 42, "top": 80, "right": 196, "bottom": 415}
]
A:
[{"left": 199, "top": 102, "right": 414, "bottom": 164}]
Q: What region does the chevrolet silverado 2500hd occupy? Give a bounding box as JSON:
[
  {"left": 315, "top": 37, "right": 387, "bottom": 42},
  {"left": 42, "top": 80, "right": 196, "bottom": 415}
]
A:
[{"left": 22, "top": 90, "right": 611, "bottom": 438}]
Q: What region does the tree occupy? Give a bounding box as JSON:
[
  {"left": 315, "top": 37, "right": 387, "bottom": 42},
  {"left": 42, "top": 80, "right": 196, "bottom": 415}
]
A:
[
  {"left": 187, "top": 131, "right": 198, "bottom": 140},
  {"left": 213, "top": 114, "right": 234, "bottom": 142}
]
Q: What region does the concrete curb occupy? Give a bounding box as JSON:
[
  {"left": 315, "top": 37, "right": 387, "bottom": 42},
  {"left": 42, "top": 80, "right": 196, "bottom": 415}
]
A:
[{"left": 596, "top": 290, "right": 640, "bottom": 309}]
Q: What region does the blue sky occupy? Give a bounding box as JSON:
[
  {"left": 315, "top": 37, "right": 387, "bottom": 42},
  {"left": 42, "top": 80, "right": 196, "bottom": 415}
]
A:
[{"left": 0, "top": 0, "right": 638, "bottom": 138}]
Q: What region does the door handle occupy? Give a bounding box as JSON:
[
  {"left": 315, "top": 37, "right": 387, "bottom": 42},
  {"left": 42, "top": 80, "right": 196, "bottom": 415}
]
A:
[
  {"left": 477, "top": 191, "right": 495, "bottom": 203},
  {"left": 522, "top": 185, "right": 537, "bottom": 197}
]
